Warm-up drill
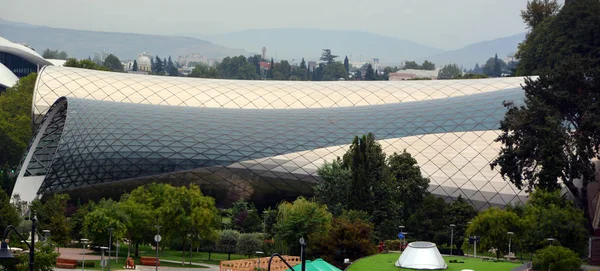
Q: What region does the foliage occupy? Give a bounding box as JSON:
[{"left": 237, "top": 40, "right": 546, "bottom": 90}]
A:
[
  {"left": 42, "top": 48, "right": 68, "bottom": 60},
  {"left": 521, "top": 0, "right": 561, "bottom": 29},
  {"left": 13, "top": 240, "right": 60, "bottom": 271},
  {"left": 262, "top": 207, "right": 277, "bottom": 237},
  {"left": 69, "top": 202, "right": 92, "bottom": 241},
  {"left": 491, "top": 55, "right": 600, "bottom": 224},
  {"left": 0, "top": 73, "right": 36, "bottom": 173},
  {"left": 466, "top": 207, "right": 522, "bottom": 258},
  {"left": 82, "top": 198, "right": 128, "bottom": 245},
  {"left": 343, "top": 56, "right": 349, "bottom": 74},
  {"left": 103, "top": 54, "right": 123, "bottom": 72},
  {"left": 0, "top": 189, "right": 20, "bottom": 236},
  {"left": 230, "top": 198, "right": 262, "bottom": 233},
  {"left": 132, "top": 60, "right": 138, "bottom": 71},
  {"left": 217, "top": 56, "right": 260, "bottom": 80},
  {"left": 321, "top": 62, "right": 347, "bottom": 81},
  {"left": 166, "top": 56, "right": 178, "bottom": 76},
  {"left": 274, "top": 197, "right": 332, "bottom": 250},
  {"left": 314, "top": 159, "right": 351, "bottom": 216},
  {"left": 31, "top": 194, "right": 71, "bottom": 246},
  {"left": 364, "top": 64, "right": 375, "bottom": 81},
  {"left": 153, "top": 56, "right": 164, "bottom": 74},
  {"left": 516, "top": 0, "right": 600, "bottom": 75},
  {"left": 218, "top": 230, "right": 240, "bottom": 260},
  {"left": 459, "top": 73, "right": 488, "bottom": 79},
  {"left": 160, "top": 184, "right": 220, "bottom": 264},
  {"left": 272, "top": 60, "right": 291, "bottom": 80},
  {"left": 388, "top": 150, "right": 429, "bottom": 215},
  {"left": 482, "top": 55, "right": 507, "bottom": 77},
  {"left": 319, "top": 49, "right": 338, "bottom": 64},
  {"left": 237, "top": 233, "right": 264, "bottom": 257},
  {"left": 407, "top": 194, "right": 449, "bottom": 245},
  {"left": 189, "top": 64, "right": 218, "bottom": 78},
  {"left": 521, "top": 190, "right": 587, "bottom": 254},
  {"left": 445, "top": 195, "right": 477, "bottom": 250},
  {"left": 438, "top": 64, "right": 462, "bottom": 79},
  {"left": 402, "top": 61, "right": 435, "bottom": 70},
  {"left": 421, "top": 60, "right": 436, "bottom": 70},
  {"left": 309, "top": 215, "right": 377, "bottom": 267},
  {"left": 64, "top": 59, "right": 111, "bottom": 71},
  {"left": 533, "top": 245, "right": 581, "bottom": 271}
]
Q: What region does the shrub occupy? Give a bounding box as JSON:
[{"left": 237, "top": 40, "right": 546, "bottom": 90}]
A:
[
  {"left": 384, "top": 240, "right": 402, "bottom": 251},
  {"left": 533, "top": 245, "right": 581, "bottom": 271},
  {"left": 237, "top": 233, "right": 264, "bottom": 257}
]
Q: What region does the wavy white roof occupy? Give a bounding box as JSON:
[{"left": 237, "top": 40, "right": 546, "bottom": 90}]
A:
[
  {"left": 0, "top": 62, "right": 18, "bottom": 88},
  {"left": 0, "top": 36, "right": 51, "bottom": 67},
  {"left": 33, "top": 65, "right": 526, "bottom": 117}
]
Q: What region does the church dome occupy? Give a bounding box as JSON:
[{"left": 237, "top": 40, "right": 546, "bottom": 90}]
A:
[{"left": 137, "top": 55, "right": 151, "bottom": 66}]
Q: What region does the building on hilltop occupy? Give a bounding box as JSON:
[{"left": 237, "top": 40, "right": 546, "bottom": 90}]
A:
[{"left": 12, "top": 65, "right": 541, "bottom": 211}]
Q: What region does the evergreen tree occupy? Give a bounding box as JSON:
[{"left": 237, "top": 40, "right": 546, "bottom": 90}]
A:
[
  {"left": 154, "top": 56, "right": 164, "bottom": 74},
  {"left": 132, "top": 60, "right": 138, "bottom": 71},
  {"left": 365, "top": 64, "right": 375, "bottom": 80},
  {"left": 494, "top": 53, "right": 501, "bottom": 77},
  {"left": 268, "top": 58, "right": 274, "bottom": 79},
  {"left": 343, "top": 56, "right": 350, "bottom": 75},
  {"left": 300, "top": 58, "right": 306, "bottom": 70}
]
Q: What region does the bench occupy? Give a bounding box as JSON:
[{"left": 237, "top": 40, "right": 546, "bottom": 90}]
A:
[
  {"left": 140, "top": 256, "right": 160, "bottom": 266},
  {"left": 56, "top": 258, "right": 77, "bottom": 269}
]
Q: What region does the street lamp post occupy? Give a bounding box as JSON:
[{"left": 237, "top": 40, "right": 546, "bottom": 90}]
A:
[
  {"left": 42, "top": 230, "right": 50, "bottom": 242},
  {"left": 507, "top": 232, "right": 514, "bottom": 255},
  {"left": 80, "top": 238, "right": 89, "bottom": 271},
  {"left": 108, "top": 228, "right": 113, "bottom": 271},
  {"left": 0, "top": 216, "right": 37, "bottom": 271},
  {"left": 547, "top": 238, "right": 555, "bottom": 246},
  {"left": 399, "top": 225, "right": 405, "bottom": 249},
  {"left": 450, "top": 224, "right": 456, "bottom": 256},
  {"left": 155, "top": 225, "right": 162, "bottom": 271},
  {"left": 100, "top": 246, "right": 109, "bottom": 271},
  {"left": 267, "top": 238, "right": 306, "bottom": 271}
]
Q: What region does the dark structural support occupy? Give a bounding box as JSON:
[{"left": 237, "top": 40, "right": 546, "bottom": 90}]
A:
[
  {"left": 267, "top": 237, "right": 307, "bottom": 271},
  {"left": 0, "top": 216, "right": 37, "bottom": 271}
]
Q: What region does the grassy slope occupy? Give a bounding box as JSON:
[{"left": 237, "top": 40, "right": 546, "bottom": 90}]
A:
[
  {"left": 137, "top": 245, "right": 246, "bottom": 265},
  {"left": 347, "top": 253, "right": 521, "bottom": 271}
]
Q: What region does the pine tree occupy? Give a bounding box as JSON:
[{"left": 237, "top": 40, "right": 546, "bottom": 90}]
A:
[
  {"left": 132, "top": 60, "right": 138, "bottom": 71},
  {"left": 494, "top": 53, "right": 501, "bottom": 77},
  {"left": 365, "top": 64, "right": 375, "bottom": 80},
  {"left": 269, "top": 58, "right": 275, "bottom": 79},
  {"left": 300, "top": 58, "right": 306, "bottom": 70},
  {"left": 344, "top": 56, "right": 350, "bottom": 75},
  {"left": 154, "top": 56, "right": 164, "bottom": 73}
]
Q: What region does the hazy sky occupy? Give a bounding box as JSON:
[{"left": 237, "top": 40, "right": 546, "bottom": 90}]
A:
[{"left": 1, "top": 0, "right": 563, "bottom": 50}]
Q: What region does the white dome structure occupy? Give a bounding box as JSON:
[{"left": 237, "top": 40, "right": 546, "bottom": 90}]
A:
[
  {"left": 137, "top": 52, "right": 152, "bottom": 72},
  {"left": 395, "top": 242, "right": 447, "bottom": 270}
]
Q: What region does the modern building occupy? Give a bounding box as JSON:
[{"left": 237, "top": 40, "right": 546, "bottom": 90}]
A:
[
  {"left": 0, "top": 36, "right": 53, "bottom": 90},
  {"left": 13, "top": 66, "right": 532, "bottom": 210},
  {"left": 389, "top": 69, "right": 439, "bottom": 81}
]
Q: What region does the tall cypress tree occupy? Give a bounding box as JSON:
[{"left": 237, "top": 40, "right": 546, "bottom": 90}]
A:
[
  {"left": 269, "top": 58, "right": 275, "bottom": 79},
  {"left": 344, "top": 56, "right": 350, "bottom": 75},
  {"left": 132, "top": 60, "right": 138, "bottom": 71}
]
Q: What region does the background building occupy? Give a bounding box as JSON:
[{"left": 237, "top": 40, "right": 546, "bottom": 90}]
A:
[
  {"left": 137, "top": 52, "right": 152, "bottom": 72},
  {"left": 0, "top": 36, "right": 53, "bottom": 90}
]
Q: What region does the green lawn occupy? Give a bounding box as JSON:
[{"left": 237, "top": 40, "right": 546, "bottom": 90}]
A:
[
  {"left": 347, "top": 253, "right": 522, "bottom": 271},
  {"left": 136, "top": 245, "right": 246, "bottom": 265},
  {"left": 77, "top": 258, "right": 208, "bottom": 270}
]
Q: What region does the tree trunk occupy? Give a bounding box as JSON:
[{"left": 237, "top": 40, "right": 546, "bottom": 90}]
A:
[
  {"left": 208, "top": 251, "right": 211, "bottom": 261},
  {"left": 182, "top": 240, "right": 186, "bottom": 265},
  {"left": 228, "top": 252, "right": 231, "bottom": 260},
  {"left": 135, "top": 242, "right": 139, "bottom": 258}
]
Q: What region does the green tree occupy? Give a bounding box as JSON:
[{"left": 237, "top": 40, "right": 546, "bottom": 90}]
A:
[
  {"left": 309, "top": 215, "right": 377, "bottom": 267},
  {"left": 343, "top": 56, "right": 349, "bottom": 74},
  {"left": 388, "top": 150, "right": 430, "bottom": 215},
  {"left": 167, "top": 56, "right": 178, "bottom": 76},
  {"left": 103, "top": 54, "right": 123, "bottom": 72},
  {"left": 42, "top": 49, "right": 68, "bottom": 60},
  {"left": 321, "top": 62, "right": 347, "bottom": 81},
  {"left": 237, "top": 233, "right": 263, "bottom": 258},
  {"left": 160, "top": 184, "right": 219, "bottom": 264},
  {"left": 69, "top": 201, "right": 92, "bottom": 242},
  {"left": 230, "top": 198, "right": 262, "bottom": 233},
  {"left": 319, "top": 49, "right": 338, "bottom": 64},
  {"left": 0, "top": 73, "right": 36, "bottom": 177},
  {"left": 521, "top": 190, "right": 587, "bottom": 254},
  {"left": 407, "top": 194, "right": 448, "bottom": 245},
  {"left": 262, "top": 207, "right": 277, "bottom": 238},
  {"left": 64, "top": 59, "right": 110, "bottom": 71},
  {"left": 421, "top": 60, "right": 436, "bottom": 70},
  {"left": 82, "top": 199, "right": 128, "bottom": 246},
  {"left": 0, "top": 189, "right": 20, "bottom": 236},
  {"left": 314, "top": 159, "right": 351, "bottom": 216},
  {"left": 217, "top": 56, "right": 259, "bottom": 80},
  {"left": 466, "top": 207, "right": 522, "bottom": 258},
  {"left": 533, "top": 245, "right": 581, "bottom": 271},
  {"left": 364, "top": 64, "right": 375, "bottom": 81},
  {"left": 31, "top": 194, "right": 71, "bottom": 247},
  {"left": 272, "top": 60, "right": 291, "bottom": 80},
  {"left": 445, "top": 195, "right": 477, "bottom": 251},
  {"left": 491, "top": 55, "right": 600, "bottom": 225},
  {"left": 482, "top": 56, "right": 506, "bottom": 77},
  {"left": 516, "top": 0, "right": 600, "bottom": 75},
  {"left": 189, "top": 64, "right": 219, "bottom": 78},
  {"left": 275, "top": 197, "right": 332, "bottom": 250},
  {"left": 403, "top": 61, "right": 420, "bottom": 69},
  {"left": 153, "top": 56, "right": 164, "bottom": 74},
  {"left": 521, "top": 0, "right": 561, "bottom": 29},
  {"left": 438, "top": 64, "right": 462, "bottom": 79},
  {"left": 132, "top": 60, "right": 138, "bottom": 71},
  {"left": 218, "top": 230, "right": 240, "bottom": 260},
  {"left": 11, "top": 239, "right": 59, "bottom": 271}
]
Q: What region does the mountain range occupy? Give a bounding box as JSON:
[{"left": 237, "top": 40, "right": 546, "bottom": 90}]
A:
[
  {"left": 0, "top": 18, "right": 246, "bottom": 60},
  {"left": 0, "top": 18, "right": 525, "bottom": 68}
]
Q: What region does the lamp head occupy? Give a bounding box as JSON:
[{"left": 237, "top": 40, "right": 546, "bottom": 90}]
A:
[{"left": 0, "top": 241, "right": 14, "bottom": 259}]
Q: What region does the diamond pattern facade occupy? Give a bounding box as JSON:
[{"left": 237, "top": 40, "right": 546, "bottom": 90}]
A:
[{"left": 13, "top": 66, "right": 530, "bottom": 209}]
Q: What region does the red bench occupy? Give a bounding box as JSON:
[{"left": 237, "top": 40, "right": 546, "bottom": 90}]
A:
[
  {"left": 140, "top": 256, "right": 160, "bottom": 266},
  {"left": 56, "top": 258, "right": 77, "bottom": 269}
]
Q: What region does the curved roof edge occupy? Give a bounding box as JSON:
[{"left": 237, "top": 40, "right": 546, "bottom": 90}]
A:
[
  {"left": 0, "top": 62, "right": 18, "bottom": 88},
  {"left": 0, "top": 35, "right": 52, "bottom": 67}
]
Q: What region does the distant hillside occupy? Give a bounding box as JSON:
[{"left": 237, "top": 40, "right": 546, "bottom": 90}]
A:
[
  {"left": 0, "top": 19, "right": 246, "bottom": 60},
  {"left": 418, "top": 33, "right": 526, "bottom": 69},
  {"left": 203, "top": 28, "right": 444, "bottom": 63}
]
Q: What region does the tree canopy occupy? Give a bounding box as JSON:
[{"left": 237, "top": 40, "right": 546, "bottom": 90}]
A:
[
  {"left": 42, "top": 49, "right": 68, "bottom": 60},
  {"left": 521, "top": 0, "right": 561, "bottom": 29},
  {"left": 103, "top": 54, "right": 124, "bottom": 72}
]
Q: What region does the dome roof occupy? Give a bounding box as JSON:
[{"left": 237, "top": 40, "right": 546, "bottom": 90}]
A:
[{"left": 137, "top": 55, "right": 151, "bottom": 66}]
